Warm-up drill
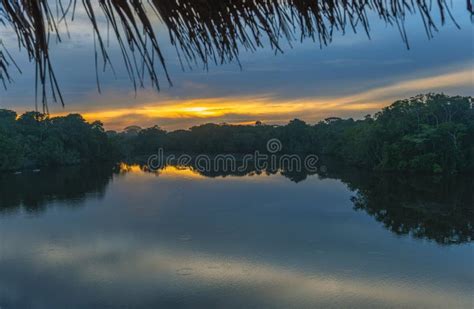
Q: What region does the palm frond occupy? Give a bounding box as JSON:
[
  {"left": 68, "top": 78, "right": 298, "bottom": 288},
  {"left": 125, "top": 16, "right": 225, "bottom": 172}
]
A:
[{"left": 0, "top": 0, "right": 472, "bottom": 111}]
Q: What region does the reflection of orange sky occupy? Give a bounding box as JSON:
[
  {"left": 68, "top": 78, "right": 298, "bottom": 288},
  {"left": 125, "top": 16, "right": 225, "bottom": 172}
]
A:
[
  {"left": 159, "top": 166, "right": 205, "bottom": 179},
  {"left": 52, "top": 68, "right": 472, "bottom": 131},
  {"left": 119, "top": 163, "right": 143, "bottom": 173},
  {"left": 117, "top": 164, "right": 281, "bottom": 182},
  {"left": 120, "top": 163, "right": 205, "bottom": 179}
]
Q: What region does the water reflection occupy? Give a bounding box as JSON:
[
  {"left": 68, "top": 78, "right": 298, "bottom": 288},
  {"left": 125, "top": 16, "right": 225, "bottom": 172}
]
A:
[
  {"left": 1, "top": 162, "right": 472, "bottom": 245},
  {"left": 334, "top": 170, "right": 474, "bottom": 245},
  {"left": 0, "top": 165, "right": 116, "bottom": 214},
  {"left": 0, "top": 162, "right": 473, "bottom": 308}
]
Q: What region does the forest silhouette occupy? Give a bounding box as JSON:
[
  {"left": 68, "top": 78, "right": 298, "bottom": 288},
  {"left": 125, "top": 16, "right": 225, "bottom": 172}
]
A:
[{"left": 1, "top": 93, "right": 472, "bottom": 174}]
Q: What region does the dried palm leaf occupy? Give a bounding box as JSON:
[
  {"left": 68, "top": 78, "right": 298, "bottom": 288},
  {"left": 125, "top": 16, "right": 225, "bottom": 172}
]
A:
[{"left": 0, "top": 0, "right": 472, "bottom": 111}]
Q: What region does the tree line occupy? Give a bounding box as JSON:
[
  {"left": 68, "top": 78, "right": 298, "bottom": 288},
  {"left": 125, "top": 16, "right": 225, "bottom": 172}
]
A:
[
  {"left": 1, "top": 93, "right": 472, "bottom": 174},
  {"left": 0, "top": 111, "right": 114, "bottom": 171}
]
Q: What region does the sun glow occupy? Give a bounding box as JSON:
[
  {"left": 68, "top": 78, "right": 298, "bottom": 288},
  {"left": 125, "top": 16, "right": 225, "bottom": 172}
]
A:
[
  {"left": 50, "top": 68, "right": 472, "bottom": 131},
  {"left": 63, "top": 96, "right": 348, "bottom": 130}
]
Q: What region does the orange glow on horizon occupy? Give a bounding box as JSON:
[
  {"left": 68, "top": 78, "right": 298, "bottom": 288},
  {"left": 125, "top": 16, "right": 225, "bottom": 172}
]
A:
[
  {"left": 49, "top": 68, "right": 472, "bottom": 131},
  {"left": 52, "top": 96, "right": 382, "bottom": 130}
]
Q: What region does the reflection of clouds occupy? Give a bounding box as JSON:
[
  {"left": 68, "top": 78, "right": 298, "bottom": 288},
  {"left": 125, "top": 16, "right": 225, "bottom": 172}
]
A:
[
  {"left": 0, "top": 171, "right": 472, "bottom": 308},
  {"left": 2, "top": 238, "right": 467, "bottom": 308}
]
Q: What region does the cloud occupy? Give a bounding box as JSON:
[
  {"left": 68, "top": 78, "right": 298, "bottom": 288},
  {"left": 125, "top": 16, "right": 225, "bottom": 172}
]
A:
[
  {"left": 49, "top": 67, "right": 473, "bottom": 131},
  {"left": 343, "top": 67, "right": 474, "bottom": 104}
]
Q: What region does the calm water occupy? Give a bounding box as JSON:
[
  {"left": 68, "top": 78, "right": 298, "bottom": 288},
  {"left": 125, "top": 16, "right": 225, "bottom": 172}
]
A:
[{"left": 0, "top": 164, "right": 473, "bottom": 308}]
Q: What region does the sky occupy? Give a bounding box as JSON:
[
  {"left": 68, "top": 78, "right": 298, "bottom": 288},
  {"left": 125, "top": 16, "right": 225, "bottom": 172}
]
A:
[{"left": 0, "top": 2, "right": 472, "bottom": 131}]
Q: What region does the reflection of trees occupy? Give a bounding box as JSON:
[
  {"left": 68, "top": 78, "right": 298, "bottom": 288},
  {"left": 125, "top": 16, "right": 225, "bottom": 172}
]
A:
[
  {"left": 2, "top": 1, "right": 471, "bottom": 107},
  {"left": 142, "top": 158, "right": 316, "bottom": 183},
  {"left": 1, "top": 160, "right": 472, "bottom": 245},
  {"left": 0, "top": 165, "right": 116, "bottom": 214},
  {"left": 320, "top": 164, "right": 474, "bottom": 245},
  {"left": 350, "top": 176, "right": 473, "bottom": 245},
  {"left": 166, "top": 158, "right": 473, "bottom": 245}
]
